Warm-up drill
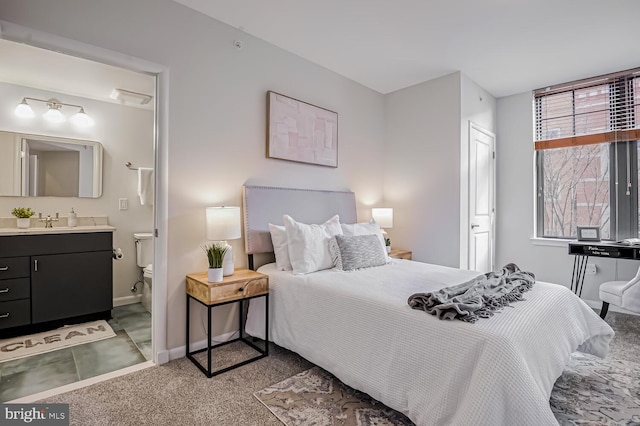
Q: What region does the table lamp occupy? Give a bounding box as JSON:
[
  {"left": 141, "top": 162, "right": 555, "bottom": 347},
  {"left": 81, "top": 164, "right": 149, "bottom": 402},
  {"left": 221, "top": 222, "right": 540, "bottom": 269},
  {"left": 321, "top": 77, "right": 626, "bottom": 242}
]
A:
[
  {"left": 372, "top": 207, "right": 393, "bottom": 252},
  {"left": 206, "top": 206, "right": 241, "bottom": 276},
  {"left": 372, "top": 207, "right": 393, "bottom": 230}
]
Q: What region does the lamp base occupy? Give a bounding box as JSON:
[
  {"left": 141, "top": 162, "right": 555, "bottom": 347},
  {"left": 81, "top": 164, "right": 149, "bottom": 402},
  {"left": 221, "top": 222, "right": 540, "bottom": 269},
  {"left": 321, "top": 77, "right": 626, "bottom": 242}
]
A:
[{"left": 222, "top": 244, "right": 235, "bottom": 276}]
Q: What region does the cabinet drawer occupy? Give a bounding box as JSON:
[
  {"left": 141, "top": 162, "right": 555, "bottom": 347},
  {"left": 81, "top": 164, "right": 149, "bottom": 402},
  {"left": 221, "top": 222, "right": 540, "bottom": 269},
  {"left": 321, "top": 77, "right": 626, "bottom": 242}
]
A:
[
  {"left": 0, "top": 278, "right": 30, "bottom": 302},
  {"left": 0, "top": 299, "right": 31, "bottom": 330},
  {"left": 0, "top": 257, "right": 30, "bottom": 279}
]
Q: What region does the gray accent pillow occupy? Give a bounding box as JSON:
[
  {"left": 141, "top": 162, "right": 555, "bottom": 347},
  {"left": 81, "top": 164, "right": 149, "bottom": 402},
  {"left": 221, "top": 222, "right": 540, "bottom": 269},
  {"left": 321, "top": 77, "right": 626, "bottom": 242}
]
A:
[{"left": 329, "top": 234, "right": 388, "bottom": 271}]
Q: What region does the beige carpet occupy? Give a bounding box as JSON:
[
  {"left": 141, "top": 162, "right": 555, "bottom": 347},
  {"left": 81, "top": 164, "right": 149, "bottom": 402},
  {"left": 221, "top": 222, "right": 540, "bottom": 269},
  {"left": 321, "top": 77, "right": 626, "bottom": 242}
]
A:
[
  {"left": 0, "top": 320, "right": 115, "bottom": 363},
  {"left": 39, "top": 343, "right": 313, "bottom": 426}
]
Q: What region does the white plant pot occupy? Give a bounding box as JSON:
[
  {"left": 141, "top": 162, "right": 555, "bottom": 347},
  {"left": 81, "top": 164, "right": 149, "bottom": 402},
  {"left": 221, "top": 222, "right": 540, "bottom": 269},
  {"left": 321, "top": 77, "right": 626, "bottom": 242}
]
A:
[
  {"left": 386, "top": 246, "right": 391, "bottom": 254},
  {"left": 16, "top": 218, "right": 30, "bottom": 229},
  {"left": 208, "top": 267, "right": 224, "bottom": 283}
]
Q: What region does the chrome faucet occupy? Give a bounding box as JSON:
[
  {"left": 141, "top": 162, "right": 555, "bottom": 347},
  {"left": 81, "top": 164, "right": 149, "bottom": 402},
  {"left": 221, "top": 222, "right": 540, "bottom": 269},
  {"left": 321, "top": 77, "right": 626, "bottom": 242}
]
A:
[{"left": 38, "top": 212, "right": 59, "bottom": 228}]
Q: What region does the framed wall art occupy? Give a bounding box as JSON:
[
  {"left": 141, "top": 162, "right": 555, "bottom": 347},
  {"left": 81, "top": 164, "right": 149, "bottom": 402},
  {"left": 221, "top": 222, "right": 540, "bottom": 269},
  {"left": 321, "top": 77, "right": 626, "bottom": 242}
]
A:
[
  {"left": 267, "top": 91, "right": 338, "bottom": 168},
  {"left": 577, "top": 226, "right": 601, "bottom": 242}
]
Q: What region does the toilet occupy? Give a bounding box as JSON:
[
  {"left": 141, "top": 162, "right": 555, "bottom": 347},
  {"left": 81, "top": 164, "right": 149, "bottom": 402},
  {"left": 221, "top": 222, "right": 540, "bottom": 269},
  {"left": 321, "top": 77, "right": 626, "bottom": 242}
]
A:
[{"left": 134, "top": 232, "right": 153, "bottom": 313}]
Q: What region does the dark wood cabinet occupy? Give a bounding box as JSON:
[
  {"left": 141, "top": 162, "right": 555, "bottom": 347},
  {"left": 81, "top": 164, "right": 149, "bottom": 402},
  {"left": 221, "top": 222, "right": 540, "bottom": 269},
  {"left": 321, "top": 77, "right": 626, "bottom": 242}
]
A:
[{"left": 0, "top": 232, "right": 113, "bottom": 333}]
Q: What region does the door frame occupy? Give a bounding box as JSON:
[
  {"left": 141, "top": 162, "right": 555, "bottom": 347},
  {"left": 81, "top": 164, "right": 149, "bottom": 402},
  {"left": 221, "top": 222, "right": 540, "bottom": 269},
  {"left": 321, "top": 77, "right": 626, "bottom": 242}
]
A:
[
  {"left": 0, "top": 20, "right": 170, "bottom": 365},
  {"left": 463, "top": 121, "right": 496, "bottom": 271}
]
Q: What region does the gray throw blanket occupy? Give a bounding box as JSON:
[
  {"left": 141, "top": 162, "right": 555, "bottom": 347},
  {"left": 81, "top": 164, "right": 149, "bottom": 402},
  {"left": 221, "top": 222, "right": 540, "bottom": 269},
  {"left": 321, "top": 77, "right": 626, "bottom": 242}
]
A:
[{"left": 407, "top": 263, "right": 535, "bottom": 323}]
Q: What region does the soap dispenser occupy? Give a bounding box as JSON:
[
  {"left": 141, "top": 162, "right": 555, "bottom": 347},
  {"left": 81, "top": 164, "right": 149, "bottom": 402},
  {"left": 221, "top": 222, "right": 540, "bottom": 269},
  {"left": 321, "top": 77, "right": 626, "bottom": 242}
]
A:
[{"left": 68, "top": 208, "right": 77, "bottom": 228}]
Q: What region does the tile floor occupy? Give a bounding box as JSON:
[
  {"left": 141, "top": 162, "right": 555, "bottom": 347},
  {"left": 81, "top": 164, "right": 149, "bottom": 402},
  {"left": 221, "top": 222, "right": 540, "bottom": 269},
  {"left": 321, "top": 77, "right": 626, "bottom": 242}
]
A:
[{"left": 0, "top": 303, "right": 151, "bottom": 402}]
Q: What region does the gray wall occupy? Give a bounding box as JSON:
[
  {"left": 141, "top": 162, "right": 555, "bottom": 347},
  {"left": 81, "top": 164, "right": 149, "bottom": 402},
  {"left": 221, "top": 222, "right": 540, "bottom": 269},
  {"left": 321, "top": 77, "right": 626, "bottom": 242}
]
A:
[{"left": 384, "top": 73, "right": 462, "bottom": 267}]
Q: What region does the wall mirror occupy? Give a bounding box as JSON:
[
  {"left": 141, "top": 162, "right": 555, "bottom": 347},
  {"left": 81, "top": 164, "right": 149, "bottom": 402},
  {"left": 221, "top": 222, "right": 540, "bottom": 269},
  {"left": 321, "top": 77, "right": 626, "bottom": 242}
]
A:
[{"left": 0, "top": 131, "right": 103, "bottom": 198}]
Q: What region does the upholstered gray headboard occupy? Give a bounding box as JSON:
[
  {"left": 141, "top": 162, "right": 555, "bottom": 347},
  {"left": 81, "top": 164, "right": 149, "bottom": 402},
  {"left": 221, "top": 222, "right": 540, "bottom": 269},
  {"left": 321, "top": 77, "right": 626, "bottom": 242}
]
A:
[{"left": 242, "top": 185, "right": 357, "bottom": 255}]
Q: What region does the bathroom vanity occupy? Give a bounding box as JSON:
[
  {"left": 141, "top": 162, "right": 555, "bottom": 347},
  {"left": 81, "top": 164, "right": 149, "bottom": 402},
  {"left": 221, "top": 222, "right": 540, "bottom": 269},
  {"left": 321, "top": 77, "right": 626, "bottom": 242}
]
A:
[{"left": 0, "top": 227, "right": 114, "bottom": 334}]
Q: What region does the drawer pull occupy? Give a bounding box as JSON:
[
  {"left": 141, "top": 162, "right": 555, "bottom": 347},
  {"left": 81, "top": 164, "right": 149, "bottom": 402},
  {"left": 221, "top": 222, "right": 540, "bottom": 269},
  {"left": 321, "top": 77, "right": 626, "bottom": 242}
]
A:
[
  {"left": 0, "top": 288, "right": 8, "bottom": 293},
  {"left": 238, "top": 287, "right": 244, "bottom": 292},
  {"left": 0, "top": 313, "right": 9, "bottom": 319},
  {"left": 0, "top": 266, "right": 8, "bottom": 271}
]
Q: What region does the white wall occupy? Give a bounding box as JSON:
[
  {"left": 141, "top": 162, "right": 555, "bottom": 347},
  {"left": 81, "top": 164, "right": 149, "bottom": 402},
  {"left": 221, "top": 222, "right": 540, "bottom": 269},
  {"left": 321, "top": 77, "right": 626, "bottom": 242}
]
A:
[
  {"left": 384, "top": 72, "right": 497, "bottom": 269},
  {"left": 495, "top": 92, "right": 638, "bottom": 301},
  {"left": 459, "top": 74, "right": 496, "bottom": 269},
  {"left": 384, "top": 73, "right": 461, "bottom": 267},
  {"left": 0, "top": 81, "right": 154, "bottom": 300},
  {"left": 0, "top": 0, "right": 387, "bottom": 349}
]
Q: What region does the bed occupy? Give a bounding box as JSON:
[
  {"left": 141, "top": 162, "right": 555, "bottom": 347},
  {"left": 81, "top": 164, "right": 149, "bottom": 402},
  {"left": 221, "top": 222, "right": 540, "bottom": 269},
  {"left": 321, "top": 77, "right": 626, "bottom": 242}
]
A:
[{"left": 242, "top": 185, "right": 614, "bottom": 426}]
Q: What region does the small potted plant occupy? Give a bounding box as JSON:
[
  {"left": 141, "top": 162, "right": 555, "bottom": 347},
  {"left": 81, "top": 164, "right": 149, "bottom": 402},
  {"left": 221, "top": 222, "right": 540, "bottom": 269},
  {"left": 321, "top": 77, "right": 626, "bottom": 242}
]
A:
[
  {"left": 385, "top": 237, "right": 391, "bottom": 254},
  {"left": 12, "top": 207, "right": 35, "bottom": 229},
  {"left": 203, "top": 242, "right": 229, "bottom": 283}
]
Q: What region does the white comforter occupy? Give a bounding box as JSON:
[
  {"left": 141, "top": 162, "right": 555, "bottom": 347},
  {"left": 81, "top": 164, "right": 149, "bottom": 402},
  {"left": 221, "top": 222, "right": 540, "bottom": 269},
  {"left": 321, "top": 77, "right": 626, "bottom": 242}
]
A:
[{"left": 246, "top": 260, "right": 614, "bottom": 426}]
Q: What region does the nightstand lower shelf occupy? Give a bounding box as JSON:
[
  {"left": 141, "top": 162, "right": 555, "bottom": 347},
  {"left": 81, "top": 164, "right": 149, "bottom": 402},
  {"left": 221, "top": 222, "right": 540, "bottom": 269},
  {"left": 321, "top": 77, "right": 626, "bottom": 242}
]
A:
[{"left": 186, "top": 292, "right": 269, "bottom": 378}]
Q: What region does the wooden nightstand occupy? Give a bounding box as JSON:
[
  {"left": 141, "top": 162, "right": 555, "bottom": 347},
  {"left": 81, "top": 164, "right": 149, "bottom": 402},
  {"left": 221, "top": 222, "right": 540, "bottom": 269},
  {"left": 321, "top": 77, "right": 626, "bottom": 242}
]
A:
[
  {"left": 185, "top": 269, "right": 269, "bottom": 377},
  {"left": 389, "top": 248, "right": 412, "bottom": 260}
]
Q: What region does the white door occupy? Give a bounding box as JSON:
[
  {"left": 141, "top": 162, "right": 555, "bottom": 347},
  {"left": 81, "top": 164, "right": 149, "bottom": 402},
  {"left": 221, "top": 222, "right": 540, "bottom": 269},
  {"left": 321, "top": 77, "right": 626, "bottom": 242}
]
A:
[{"left": 468, "top": 123, "right": 495, "bottom": 272}]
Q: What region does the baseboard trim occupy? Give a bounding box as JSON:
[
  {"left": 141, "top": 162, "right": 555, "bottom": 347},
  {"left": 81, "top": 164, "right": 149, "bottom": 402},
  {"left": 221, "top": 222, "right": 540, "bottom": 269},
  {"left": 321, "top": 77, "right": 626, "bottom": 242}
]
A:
[
  {"left": 168, "top": 330, "right": 239, "bottom": 361},
  {"left": 582, "top": 298, "right": 640, "bottom": 316},
  {"left": 113, "top": 295, "right": 142, "bottom": 307}
]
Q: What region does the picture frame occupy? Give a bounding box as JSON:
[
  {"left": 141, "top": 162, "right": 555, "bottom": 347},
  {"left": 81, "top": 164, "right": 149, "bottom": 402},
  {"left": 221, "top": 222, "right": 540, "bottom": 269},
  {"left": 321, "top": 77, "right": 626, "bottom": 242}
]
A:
[
  {"left": 267, "top": 91, "right": 338, "bottom": 168},
  {"left": 577, "top": 226, "right": 601, "bottom": 242}
]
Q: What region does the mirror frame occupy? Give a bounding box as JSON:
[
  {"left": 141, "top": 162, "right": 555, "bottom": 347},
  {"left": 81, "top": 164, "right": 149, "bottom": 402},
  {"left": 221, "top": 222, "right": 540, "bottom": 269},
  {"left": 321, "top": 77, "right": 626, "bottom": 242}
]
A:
[{"left": 13, "top": 133, "right": 103, "bottom": 198}]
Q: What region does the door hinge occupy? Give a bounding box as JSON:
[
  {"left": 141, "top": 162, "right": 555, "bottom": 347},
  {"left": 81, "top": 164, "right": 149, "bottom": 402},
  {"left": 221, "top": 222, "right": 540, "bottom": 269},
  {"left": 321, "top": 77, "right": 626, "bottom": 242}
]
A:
[
  {"left": 492, "top": 151, "right": 496, "bottom": 159},
  {"left": 154, "top": 229, "right": 158, "bottom": 238}
]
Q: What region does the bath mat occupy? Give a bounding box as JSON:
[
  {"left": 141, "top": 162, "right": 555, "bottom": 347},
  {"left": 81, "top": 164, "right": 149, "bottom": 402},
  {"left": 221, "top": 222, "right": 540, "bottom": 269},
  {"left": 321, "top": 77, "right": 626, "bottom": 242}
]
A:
[
  {"left": 254, "top": 366, "right": 413, "bottom": 426},
  {"left": 0, "top": 320, "right": 116, "bottom": 363}
]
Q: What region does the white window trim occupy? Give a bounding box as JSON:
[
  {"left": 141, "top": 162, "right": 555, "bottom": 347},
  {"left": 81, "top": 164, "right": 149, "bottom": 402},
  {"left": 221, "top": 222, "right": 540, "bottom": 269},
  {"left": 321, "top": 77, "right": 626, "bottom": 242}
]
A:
[{"left": 530, "top": 237, "right": 572, "bottom": 247}]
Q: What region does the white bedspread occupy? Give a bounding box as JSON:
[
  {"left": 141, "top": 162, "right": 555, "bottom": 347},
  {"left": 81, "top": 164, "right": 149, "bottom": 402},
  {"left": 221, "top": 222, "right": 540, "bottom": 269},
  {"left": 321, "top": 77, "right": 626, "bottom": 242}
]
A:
[{"left": 246, "top": 260, "right": 614, "bottom": 426}]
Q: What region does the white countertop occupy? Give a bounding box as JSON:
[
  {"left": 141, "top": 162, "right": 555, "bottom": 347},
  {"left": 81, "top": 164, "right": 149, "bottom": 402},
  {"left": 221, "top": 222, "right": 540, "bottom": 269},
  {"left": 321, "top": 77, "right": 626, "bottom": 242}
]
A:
[{"left": 0, "top": 225, "right": 116, "bottom": 236}]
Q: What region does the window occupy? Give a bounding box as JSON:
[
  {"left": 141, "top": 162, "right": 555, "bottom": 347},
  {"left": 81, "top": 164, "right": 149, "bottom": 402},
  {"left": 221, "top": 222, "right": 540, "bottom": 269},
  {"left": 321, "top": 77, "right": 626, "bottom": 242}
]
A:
[{"left": 535, "top": 68, "right": 640, "bottom": 239}]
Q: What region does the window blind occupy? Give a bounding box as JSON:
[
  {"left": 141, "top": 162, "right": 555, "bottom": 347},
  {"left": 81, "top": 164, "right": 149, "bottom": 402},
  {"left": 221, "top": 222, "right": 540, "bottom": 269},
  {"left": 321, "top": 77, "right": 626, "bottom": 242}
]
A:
[{"left": 534, "top": 68, "right": 640, "bottom": 150}]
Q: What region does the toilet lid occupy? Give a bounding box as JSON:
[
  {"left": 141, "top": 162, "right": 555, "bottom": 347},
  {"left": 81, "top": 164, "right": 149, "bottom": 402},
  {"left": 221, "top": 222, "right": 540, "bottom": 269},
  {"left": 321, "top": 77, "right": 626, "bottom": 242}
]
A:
[{"left": 143, "top": 264, "right": 153, "bottom": 275}]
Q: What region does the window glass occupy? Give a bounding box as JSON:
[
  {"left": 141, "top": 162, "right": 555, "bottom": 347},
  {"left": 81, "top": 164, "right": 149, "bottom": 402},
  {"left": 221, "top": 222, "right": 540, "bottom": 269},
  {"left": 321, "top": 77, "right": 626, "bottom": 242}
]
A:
[{"left": 541, "top": 145, "right": 610, "bottom": 239}]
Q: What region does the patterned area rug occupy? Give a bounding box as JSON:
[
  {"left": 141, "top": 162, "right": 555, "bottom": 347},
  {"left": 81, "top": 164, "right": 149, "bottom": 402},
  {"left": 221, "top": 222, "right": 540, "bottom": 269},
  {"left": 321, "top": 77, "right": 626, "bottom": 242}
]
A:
[
  {"left": 254, "top": 367, "right": 413, "bottom": 425},
  {"left": 255, "top": 354, "right": 640, "bottom": 426},
  {"left": 550, "top": 353, "right": 640, "bottom": 425}
]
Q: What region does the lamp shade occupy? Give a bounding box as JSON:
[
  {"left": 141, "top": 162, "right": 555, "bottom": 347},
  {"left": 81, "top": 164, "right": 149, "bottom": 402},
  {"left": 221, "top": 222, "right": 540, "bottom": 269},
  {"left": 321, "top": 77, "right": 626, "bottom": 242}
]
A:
[
  {"left": 44, "top": 107, "right": 65, "bottom": 123},
  {"left": 15, "top": 100, "right": 34, "bottom": 118},
  {"left": 206, "top": 206, "right": 241, "bottom": 241},
  {"left": 372, "top": 207, "right": 393, "bottom": 228}
]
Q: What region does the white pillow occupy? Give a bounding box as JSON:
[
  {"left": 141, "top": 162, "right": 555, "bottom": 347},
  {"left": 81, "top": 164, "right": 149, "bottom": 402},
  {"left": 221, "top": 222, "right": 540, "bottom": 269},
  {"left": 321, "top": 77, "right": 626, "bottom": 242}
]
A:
[
  {"left": 341, "top": 218, "right": 387, "bottom": 255},
  {"left": 268, "top": 224, "right": 292, "bottom": 271},
  {"left": 284, "top": 214, "right": 343, "bottom": 275}
]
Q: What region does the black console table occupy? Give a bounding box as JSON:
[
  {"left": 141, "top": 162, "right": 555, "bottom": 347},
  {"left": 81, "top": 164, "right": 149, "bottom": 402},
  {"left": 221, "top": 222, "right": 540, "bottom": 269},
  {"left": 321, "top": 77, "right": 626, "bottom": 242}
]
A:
[{"left": 568, "top": 241, "right": 640, "bottom": 296}]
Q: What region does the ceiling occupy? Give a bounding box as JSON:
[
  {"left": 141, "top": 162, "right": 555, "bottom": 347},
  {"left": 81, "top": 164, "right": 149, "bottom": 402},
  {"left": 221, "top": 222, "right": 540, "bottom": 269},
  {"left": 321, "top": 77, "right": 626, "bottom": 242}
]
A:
[
  {"left": 174, "top": 0, "right": 640, "bottom": 97},
  {"left": 0, "top": 39, "right": 155, "bottom": 108}
]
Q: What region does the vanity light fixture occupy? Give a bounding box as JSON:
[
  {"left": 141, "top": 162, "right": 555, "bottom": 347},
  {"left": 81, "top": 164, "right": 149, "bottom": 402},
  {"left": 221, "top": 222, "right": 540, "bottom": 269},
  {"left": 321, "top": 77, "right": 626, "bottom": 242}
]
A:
[
  {"left": 69, "top": 107, "right": 95, "bottom": 127},
  {"left": 14, "top": 99, "right": 35, "bottom": 118},
  {"left": 15, "top": 97, "right": 95, "bottom": 127},
  {"left": 43, "top": 100, "right": 66, "bottom": 123}
]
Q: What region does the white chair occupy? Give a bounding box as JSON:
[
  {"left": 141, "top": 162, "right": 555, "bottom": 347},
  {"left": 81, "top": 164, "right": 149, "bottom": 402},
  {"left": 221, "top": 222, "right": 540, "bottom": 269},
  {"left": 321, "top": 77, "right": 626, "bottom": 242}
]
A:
[{"left": 599, "top": 264, "right": 640, "bottom": 319}]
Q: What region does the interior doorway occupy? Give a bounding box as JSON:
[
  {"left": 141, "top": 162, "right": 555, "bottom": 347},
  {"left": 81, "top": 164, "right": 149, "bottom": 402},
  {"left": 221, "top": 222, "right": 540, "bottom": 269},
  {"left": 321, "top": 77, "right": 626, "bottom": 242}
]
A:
[
  {"left": 468, "top": 122, "right": 496, "bottom": 272},
  {"left": 0, "top": 36, "right": 158, "bottom": 402}
]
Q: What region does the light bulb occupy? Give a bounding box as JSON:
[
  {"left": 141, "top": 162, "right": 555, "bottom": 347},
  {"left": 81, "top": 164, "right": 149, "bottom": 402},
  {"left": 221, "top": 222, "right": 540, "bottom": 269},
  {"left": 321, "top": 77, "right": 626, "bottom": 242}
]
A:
[
  {"left": 43, "top": 106, "right": 66, "bottom": 123},
  {"left": 70, "top": 108, "right": 94, "bottom": 127},
  {"left": 15, "top": 100, "right": 34, "bottom": 118}
]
